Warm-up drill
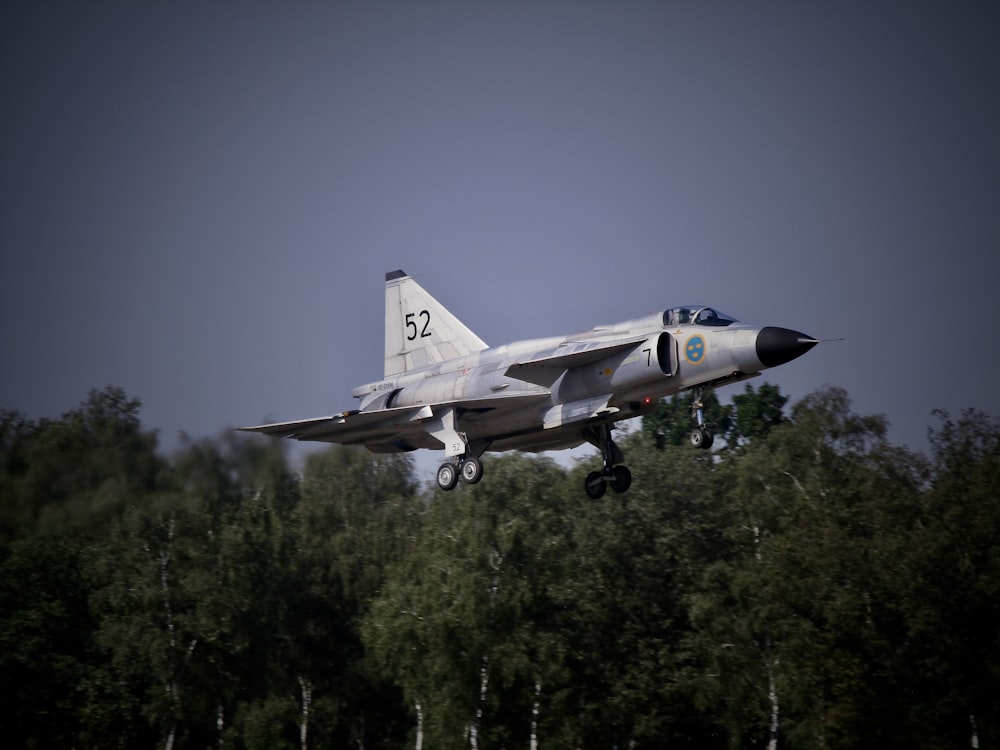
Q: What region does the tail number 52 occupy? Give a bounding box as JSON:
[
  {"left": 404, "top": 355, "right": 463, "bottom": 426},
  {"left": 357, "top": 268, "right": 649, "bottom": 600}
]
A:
[{"left": 405, "top": 310, "right": 432, "bottom": 341}]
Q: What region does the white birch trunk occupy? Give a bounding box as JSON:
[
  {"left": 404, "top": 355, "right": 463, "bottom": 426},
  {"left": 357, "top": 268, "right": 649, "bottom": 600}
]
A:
[
  {"left": 298, "top": 675, "right": 313, "bottom": 750},
  {"left": 766, "top": 658, "right": 779, "bottom": 750},
  {"left": 414, "top": 701, "right": 424, "bottom": 750},
  {"left": 469, "top": 546, "right": 503, "bottom": 749},
  {"left": 151, "top": 515, "right": 198, "bottom": 750},
  {"left": 747, "top": 522, "right": 779, "bottom": 749},
  {"left": 529, "top": 680, "right": 541, "bottom": 750},
  {"left": 469, "top": 657, "right": 490, "bottom": 750}
]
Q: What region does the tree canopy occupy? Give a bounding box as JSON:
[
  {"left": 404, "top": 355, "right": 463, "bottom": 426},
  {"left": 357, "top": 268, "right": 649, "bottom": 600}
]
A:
[{"left": 1, "top": 384, "right": 998, "bottom": 748}]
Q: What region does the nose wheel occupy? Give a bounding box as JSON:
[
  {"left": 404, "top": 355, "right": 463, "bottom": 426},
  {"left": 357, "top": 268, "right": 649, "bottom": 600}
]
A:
[
  {"left": 436, "top": 455, "right": 484, "bottom": 491},
  {"left": 583, "top": 424, "right": 632, "bottom": 498},
  {"left": 689, "top": 389, "right": 715, "bottom": 450}
]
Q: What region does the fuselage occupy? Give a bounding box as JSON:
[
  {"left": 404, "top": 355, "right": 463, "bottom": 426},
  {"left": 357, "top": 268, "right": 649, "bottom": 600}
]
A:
[{"left": 351, "top": 306, "right": 814, "bottom": 454}]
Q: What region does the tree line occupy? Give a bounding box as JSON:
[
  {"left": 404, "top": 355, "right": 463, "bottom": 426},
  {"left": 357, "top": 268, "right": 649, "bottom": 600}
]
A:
[{"left": 1, "top": 384, "right": 998, "bottom": 749}]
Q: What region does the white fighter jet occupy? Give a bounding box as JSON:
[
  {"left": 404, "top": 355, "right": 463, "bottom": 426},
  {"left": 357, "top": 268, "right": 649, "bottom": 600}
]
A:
[{"left": 241, "top": 270, "right": 819, "bottom": 497}]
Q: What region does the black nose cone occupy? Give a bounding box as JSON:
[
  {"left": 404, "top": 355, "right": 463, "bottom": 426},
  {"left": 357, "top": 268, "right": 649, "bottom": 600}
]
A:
[{"left": 756, "top": 327, "right": 818, "bottom": 368}]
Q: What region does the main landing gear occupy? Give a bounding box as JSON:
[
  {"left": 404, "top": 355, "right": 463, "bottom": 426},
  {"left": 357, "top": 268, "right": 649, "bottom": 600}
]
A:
[
  {"left": 436, "top": 455, "right": 484, "bottom": 491},
  {"left": 430, "top": 406, "right": 486, "bottom": 492},
  {"left": 584, "top": 424, "right": 632, "bottom": 499},
  {"left": 689, "top": 388, "right": 715, "bottom": 450}
]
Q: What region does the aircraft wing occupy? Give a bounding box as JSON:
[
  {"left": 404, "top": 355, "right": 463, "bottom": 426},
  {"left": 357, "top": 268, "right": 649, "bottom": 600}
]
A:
[
  {"left": 505, "top": 336, "right": 647, "bottom": 387},
  {"left": 239, "top": 407, "right": 422, "bottom": 442},
  {"left": 239, "top": 392, "right": 549, "bottom": 446}
]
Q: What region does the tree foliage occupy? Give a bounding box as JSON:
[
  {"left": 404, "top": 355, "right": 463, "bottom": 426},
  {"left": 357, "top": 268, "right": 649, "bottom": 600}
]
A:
[{"left": 1, "top": 384, "right": 998, "bottom": 748}]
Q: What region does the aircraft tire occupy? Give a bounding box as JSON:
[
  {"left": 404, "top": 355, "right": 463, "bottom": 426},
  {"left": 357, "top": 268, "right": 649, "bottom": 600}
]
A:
[
  {"left": 610, "top": 465, "right": 632, "bottom": 493},
  {"left": 690, "top": 427, "right": 713, "bottom": 450},
  {"left": 437, "top": 462, "right": 459, "bottom": 491},
  {"left": 461, "top": 456, "right": 483, "bottom": 485},
  {"left": 584, "top": 471, "right": 607, "bottom": 499}
]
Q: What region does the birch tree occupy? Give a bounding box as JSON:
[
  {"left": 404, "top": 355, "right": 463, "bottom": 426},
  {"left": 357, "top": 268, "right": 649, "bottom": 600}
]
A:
[
  {"left": 364, "top": 454, "right": 574, "bottom": 748},
  {"left": 293, "top": 445, "right": 420, "bottom": 748},
  {"left": 688, "top": 387, "right": 932, "bottom": 748}
]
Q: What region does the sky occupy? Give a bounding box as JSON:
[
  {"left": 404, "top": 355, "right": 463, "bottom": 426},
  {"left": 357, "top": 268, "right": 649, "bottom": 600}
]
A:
[{"left": 3, "top": 2, "right": 999, "bottom": 474}]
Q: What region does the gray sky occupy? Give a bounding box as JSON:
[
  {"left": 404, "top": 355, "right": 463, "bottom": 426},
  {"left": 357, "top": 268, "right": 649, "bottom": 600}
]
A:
[{"left": 3, "top": 1, "right": 998, "bottom": 465}]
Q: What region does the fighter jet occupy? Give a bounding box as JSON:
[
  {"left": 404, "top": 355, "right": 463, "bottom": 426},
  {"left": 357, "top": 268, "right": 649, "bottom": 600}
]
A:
[{"left": 241, "top": 270, "right": 819, "bottom": 497}]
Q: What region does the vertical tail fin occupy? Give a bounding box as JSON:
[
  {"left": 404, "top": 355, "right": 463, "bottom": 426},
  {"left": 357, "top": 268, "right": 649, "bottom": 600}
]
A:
[{"left": 384, "top": 270, "right": 488, "bottom": 377}]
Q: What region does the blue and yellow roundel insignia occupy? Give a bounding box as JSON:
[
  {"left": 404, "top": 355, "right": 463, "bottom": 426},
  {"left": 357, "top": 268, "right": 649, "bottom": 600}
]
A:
[{"left": 685, "top": 335, "right": 706, "bottom": 364}]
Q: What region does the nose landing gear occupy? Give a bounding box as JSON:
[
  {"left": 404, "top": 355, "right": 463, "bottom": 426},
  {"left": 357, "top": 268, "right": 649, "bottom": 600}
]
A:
[{"left": 689, "top": 389, "right": 714, "bottom": 450}]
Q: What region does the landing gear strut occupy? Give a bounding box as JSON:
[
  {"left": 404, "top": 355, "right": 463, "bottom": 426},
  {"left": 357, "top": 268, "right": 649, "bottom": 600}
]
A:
[
  {"left": 689, "top": 388, "right": 714, "bottom": 450},
  {"left": 584, "top": 424, "right": 632, "bottom": 499},
  {"left": 436, "top": 455, "right": 484, "bottom": 491}
]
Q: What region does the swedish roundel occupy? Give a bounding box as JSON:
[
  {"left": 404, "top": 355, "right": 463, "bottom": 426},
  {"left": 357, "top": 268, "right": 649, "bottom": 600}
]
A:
[{"left": 685, "top": 335, "right": 706, "bottom": 364}]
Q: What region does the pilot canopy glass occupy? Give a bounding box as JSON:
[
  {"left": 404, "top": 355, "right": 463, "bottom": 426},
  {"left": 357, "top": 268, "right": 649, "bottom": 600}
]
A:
[{"left": 663, "top": 307, "right": 738, "bottom": 327}]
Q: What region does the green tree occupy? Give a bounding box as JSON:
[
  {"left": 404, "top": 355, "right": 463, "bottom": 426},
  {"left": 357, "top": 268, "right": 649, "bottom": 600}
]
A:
[
  {"left": 888, "top": 408, "right": 1000, "bottom": 748},
  {"left": 0, "top": 386, "right": 165, "bottom": 544},
  {"left": 364, "top": 453, "right": 574, "bottom": 749},
  {"left": 560, "top": 434, "right": 727, "bottom": 748},
  {"left": 0, "top": 388, "right": 168, "bottom": 747},
  {"left": 89, "top": 432, "right": 301, "bottom": 749},
  {"left": 728, "top": 382, "right": 789, "bottom": 447},
  {"left": 290, "top": 445, "right": 421, "bottom": 749},
  {"left": 0, "top": 539, "right": 101, "bottom": 747},
  {"left": 688, "top": 387, "right": 933, "bottom": 748}
]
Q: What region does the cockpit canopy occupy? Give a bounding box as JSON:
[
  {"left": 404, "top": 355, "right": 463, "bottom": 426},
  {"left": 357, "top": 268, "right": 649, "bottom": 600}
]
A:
[{"left": 663, "top": 306, "right": 738, "bottom": 327}]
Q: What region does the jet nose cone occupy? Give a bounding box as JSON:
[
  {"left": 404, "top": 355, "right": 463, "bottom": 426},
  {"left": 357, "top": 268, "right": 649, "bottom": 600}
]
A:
[{"left": 756, "top": 327, "right": 818, "bottom": 368}]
